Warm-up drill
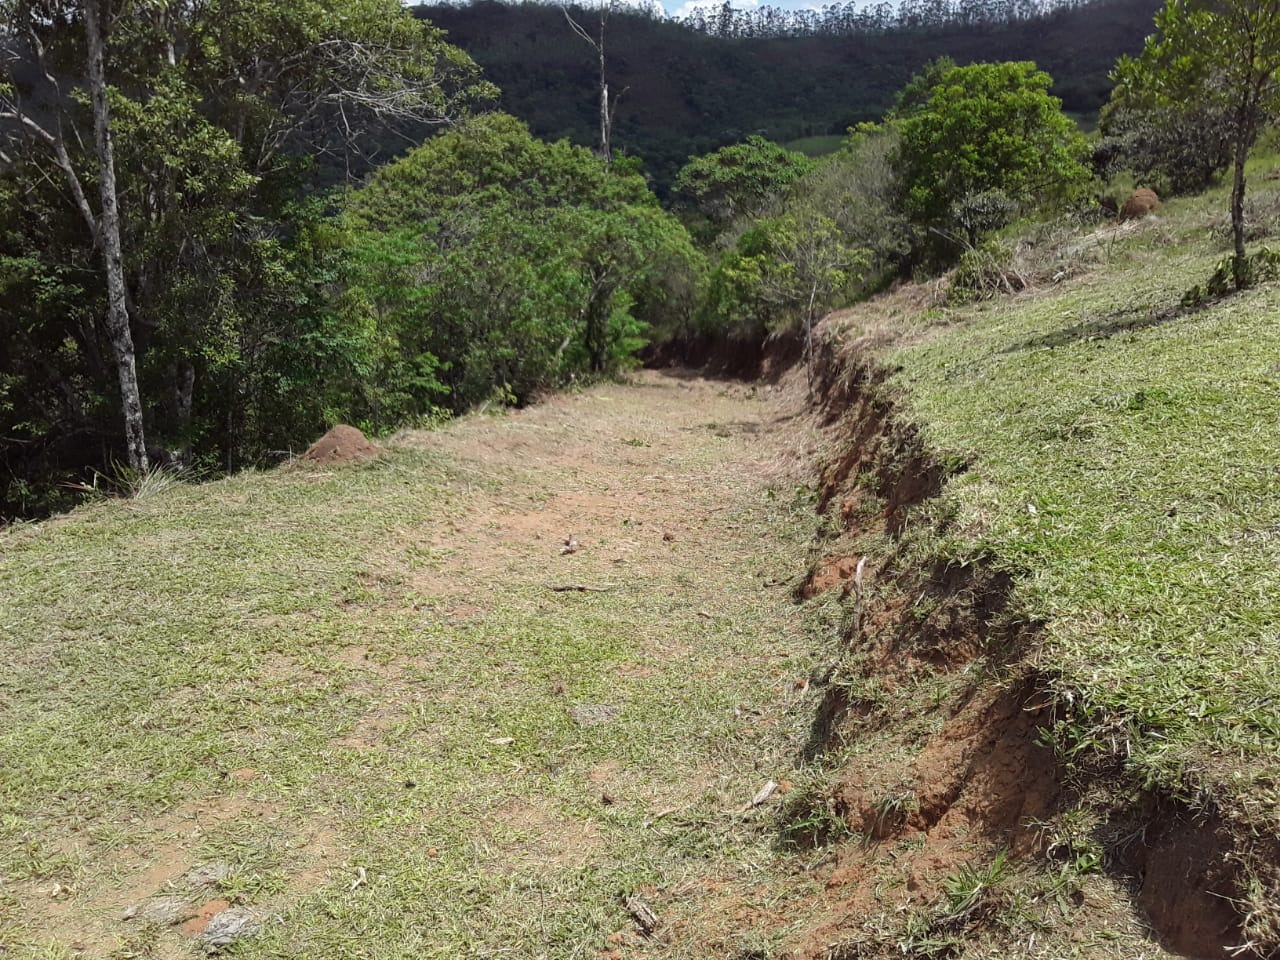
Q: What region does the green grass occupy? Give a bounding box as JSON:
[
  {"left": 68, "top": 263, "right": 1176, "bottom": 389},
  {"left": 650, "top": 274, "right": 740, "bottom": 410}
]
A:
[
  {"left": 841, "top": 166, "right": 1280, "bottom": 820},
  {"left": 0, "top": 377, "right": 829, "bottom": 957},
  {"left": 782, "top": 135, "right": 846, "bottom": 158}
]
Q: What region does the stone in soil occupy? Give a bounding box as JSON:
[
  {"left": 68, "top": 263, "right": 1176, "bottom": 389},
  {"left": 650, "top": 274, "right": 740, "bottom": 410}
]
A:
[
  {"left": 200, "top": 906, "right": 264, "bottom": 950},
  {"left": 123, "top": 894, "right": 191, "bottom": 924},
  {"left": 184, "top": 861, "right": 232, "bottom": 887}
]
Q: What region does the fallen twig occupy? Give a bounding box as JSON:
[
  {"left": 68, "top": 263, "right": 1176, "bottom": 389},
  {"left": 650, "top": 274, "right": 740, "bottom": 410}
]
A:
[
  {"left": 547, "top": 584, "right": 612, "bottom": 593},
  {"left": 743, "top": 779, "right": 778, "bottom": 811}
]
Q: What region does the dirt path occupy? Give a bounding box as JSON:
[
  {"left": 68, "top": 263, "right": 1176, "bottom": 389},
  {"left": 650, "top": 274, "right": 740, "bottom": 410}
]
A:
[{"left": 1, "top": 371, "right": 830, "bottom": 958}]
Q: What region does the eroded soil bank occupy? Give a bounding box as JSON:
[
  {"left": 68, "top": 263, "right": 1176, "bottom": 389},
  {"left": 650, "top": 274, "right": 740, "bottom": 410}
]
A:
[{"left": 769, "top": 329, "right": 1280, "bottom": 960}]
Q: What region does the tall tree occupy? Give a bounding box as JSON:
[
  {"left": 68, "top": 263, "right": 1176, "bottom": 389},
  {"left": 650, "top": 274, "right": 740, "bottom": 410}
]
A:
[
  {"left": 1111, "top": 0, "right": 1280, "bottom": 287},
  {"left": 1, "top": 0, "right": 490, "bottom": 486},
  {"left": 561, "top": 0, "right": 619, "bottom": 161},
  {"left": 2, "top": 0, "right": 149, "bottom": 467}
]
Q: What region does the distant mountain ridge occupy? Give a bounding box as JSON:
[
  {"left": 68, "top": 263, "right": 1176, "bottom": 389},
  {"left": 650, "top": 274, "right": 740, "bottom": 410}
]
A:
[{"left": 414, "top": 0, "right": 1159, "bottom": 191}]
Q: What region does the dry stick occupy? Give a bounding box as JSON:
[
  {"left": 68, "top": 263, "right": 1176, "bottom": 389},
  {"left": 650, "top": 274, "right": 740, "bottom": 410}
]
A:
[
  {"left": 853, "top": 556, "right": 867, "bottom": 639},
  {"left": 547, "top": 584, "right": 612, "bottom": 593}
]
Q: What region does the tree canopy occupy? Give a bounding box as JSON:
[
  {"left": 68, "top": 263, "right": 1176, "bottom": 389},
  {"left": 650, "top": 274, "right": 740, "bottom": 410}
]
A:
[
  {"left": 342, "top": 113, "right": 701, "bottom": 415},
  {"left": 889, "top": 58, "right": 1091, "bottom": 252},
  {"left": 0, "top": 0, "right": 492, "bottom": 512},
  {"left": 673, "top": 136, "right": 815, "bottom": 245}
]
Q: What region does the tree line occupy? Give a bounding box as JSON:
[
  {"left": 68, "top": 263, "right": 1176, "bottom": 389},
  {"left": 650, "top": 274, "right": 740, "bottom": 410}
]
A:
[
  {"left": 419, "top": 0, "right": 1161, "bottom": 192},
  {"left": 675, "top": 0, "right": 1105, "bottom": 39},
  {"left": 671, "top": 0, "right": 1279, "bottom": 387},
  {"left": 0, "top": 0, "right": 695, "bottom": 518}
]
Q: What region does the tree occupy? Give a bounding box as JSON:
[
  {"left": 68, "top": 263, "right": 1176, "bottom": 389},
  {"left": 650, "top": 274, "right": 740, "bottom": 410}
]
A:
[
  {"left": 561, "top": 0, "right": 620, "bottom": 162},
  {"left": 1, "top": 0, "right": 148, "bottom": 467},
  {"left": 1109, "top": 0, "right": 1280, "bottom": 288},
  {"left": 1097, "top": 76, "right": 1234, "bottom": 195},
  {"left": 702, "top": 209, "right": 865, "bottom": 395},
  {"left": 343, "top": 114, "right": 700, "bottom": 412},
  {"left": 890, "top": 59, "right": 1091, "bottom": 257},
  {"left": 0, "top": 0, "right": 490, "bottom": 495},
  {"left": 695, "top": 126, "right": 903, "bottom": 357},
  {"left": 673, "top": 136, "right": 816, "bottom": 245}
]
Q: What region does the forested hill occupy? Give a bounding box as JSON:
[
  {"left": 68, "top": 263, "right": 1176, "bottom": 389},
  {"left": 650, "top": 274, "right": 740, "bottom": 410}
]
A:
[{"left": 414, "top": 0, "right": 1160, "bottom": 191}]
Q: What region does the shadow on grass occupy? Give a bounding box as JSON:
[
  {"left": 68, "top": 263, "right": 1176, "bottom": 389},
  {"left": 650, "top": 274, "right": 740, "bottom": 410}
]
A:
[{"left": 1000, "top": 298, "right": 1210, "bottom": 353}]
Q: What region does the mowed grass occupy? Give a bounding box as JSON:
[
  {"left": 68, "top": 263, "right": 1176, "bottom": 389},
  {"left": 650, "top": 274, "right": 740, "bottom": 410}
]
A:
[
  {"left": 837, "top": 167, "right": 1280, "bottom": 820},
  {"left": 0, "top": 375, "right": 827, "bottom": 958}
]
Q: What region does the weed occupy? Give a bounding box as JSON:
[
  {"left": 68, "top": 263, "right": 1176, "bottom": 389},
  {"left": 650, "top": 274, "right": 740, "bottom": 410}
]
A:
[
  {"left": 938, "top": 849, "right": 1010, "bottom": 926},
  {"left": 778, "top": 787, "right": 854, "bottom": 851},
  {"left": 870, "top": 790, "right": 918, "bottom": 836}
]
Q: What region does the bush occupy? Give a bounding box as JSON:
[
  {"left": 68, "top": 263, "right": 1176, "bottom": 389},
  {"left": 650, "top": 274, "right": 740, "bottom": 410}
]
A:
[
  {"left": 891, "top": 59, "right": 1093, "bottom": 260},
  {"left": 1095, "top": 98, "right": 1233, "bottom": 195},
  {"left": 948, "top": 240, "right": 1028, "bottom": 304}
]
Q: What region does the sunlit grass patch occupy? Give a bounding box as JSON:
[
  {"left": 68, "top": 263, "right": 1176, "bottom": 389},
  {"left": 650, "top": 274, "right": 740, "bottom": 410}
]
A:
[{"left": 0, "top": 376, "right": 828, "bottom": 957}]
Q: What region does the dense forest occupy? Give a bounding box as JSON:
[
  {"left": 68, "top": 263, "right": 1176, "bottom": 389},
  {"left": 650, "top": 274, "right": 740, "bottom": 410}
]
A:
[{"left": 416, "top": 0, "right": 1161, "bottom": 190}]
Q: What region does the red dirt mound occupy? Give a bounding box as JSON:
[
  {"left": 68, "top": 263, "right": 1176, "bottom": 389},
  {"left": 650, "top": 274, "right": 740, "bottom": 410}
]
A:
[
  {"left": 1121, "top": 187, "right": 1161, "bottom": 220},
  {"left": 300, "top": 424, "right": 380, "bottom": 465}
]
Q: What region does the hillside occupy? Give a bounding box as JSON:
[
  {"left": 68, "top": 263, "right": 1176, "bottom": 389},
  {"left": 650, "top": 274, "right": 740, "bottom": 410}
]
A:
[
  {"left": 416, "top": 0, "right": 1161, "bottom": 190},
  {"left": 4, "top": 162, "right": 1280, "bottom": 957},
  {"left": 782, "top": 171, "right": 1280, "bottom": 956}
]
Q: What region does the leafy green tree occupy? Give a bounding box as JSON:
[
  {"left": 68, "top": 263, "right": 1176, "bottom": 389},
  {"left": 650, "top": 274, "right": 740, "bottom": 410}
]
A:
[
  {"left": 673, "top": 136, "right": 815, "bottom": 245},
  {"left": 890, "top": 59, "right": 1091, "bottom": 256},
  {"left": 1107, "top": 0, "right": 1280, "bottom": 288},
  {"left": 1096, "top": 83, "right": 1234, "bottom": 195},
  {"left": 0, "top": 0, "right": 489, "bottom": 508},
  {"left": 343, "top": 113, "right": 700, "bottom": 412},
  {"left": 701, "top": 208, "right": 866, "bottom": 392}
]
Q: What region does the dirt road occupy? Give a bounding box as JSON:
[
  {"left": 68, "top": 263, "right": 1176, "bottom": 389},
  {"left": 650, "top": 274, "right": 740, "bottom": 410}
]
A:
[{"left": 1, "top": 371, "right": 828, "bottom": 958}]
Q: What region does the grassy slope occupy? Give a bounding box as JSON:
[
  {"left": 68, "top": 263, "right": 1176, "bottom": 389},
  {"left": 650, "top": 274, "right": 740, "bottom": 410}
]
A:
[
  {"left": 835, "top": 168, "right": 1280, "bottom": 824},
  {"left": 0, "top": 375, "right": 829, "bottom": 958}
]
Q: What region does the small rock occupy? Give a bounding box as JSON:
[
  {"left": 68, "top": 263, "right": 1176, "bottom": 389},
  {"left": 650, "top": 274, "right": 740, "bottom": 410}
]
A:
[
  {"left": 570, "top": 703, "right": 620, "bottom": 726},
  {"left": 200, "top": 907, "right": 263, "bottom": 950},
  {"left": 185, "top": 861, "right": 232, "bottom": 887},
  {"left": 123, "top": 894, "right": 191, "bottom": 925}
]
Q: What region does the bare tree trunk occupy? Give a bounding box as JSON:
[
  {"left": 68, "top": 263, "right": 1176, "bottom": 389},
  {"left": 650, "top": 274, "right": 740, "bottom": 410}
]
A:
[
  {"left": 596, "top": 7, "right": 611, "bottom": 163},
  {"left": 85, "top": 0, "right": 148, "bottom": 470},
  {"left": 173, "top": 358, "right": 195, "bottom": 447},
  {"left": 562, "top": 3, "right": 614, "bottom": 162},
  {"left": 599, "top": 79, "right": 610, "bottom": 163},
  {"left": 805, "top": 281, "right": 818, "bottom": 402}
]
